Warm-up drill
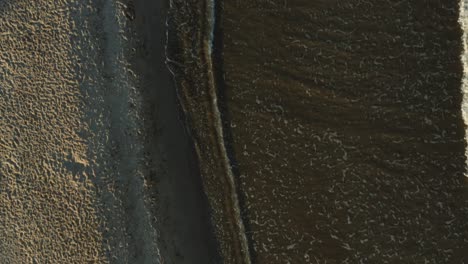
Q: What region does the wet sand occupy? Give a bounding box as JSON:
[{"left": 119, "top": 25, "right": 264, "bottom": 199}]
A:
[{"left": 132, "top": 0, "right": 220, "bottom": 263}]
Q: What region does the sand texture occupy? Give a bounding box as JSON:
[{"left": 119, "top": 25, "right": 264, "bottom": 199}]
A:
[
  {"left": 0, "top": 0, "right": 219, "bottom": 263},
  {"left": 0, "top": 1, "right": 110, "bottom": 262}
]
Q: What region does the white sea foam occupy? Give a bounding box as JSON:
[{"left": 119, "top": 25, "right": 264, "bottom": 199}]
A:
[{"left": 459, "top": 0, "right": 468, "bottom": 176}]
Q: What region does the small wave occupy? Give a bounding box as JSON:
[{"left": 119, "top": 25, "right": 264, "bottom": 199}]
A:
[{"left": 459, "top": 0, "right": 468, "bottom": 177}]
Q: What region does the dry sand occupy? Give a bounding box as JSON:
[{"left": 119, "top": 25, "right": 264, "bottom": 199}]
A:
[
  {"left": 0, "top": 1, "right": 109, "bottom": 262},
  {"left": 0, "top": 0, "right": 217, "bottom": 263}
]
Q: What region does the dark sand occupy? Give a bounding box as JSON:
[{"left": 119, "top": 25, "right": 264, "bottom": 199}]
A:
[
  {"left": 168, "top": 0, "right": 468, "bottom": 263},
  {"left": 131, "top": 0, "right": 220, "bottom": 263}
]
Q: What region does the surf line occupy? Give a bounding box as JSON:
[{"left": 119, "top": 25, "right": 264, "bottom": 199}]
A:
[
  {"left": 204, "top": 0, "right": 253, "bottom": 263},
  {"left": 460, "top": 0, "right": 468, "bottom": 177}
]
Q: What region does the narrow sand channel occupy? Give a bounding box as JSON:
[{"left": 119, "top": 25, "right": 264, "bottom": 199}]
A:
[{"left": 0, "top": 0, "right": 218, "bottom": 263}]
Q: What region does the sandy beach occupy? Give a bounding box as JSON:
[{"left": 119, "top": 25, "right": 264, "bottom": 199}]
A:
[
  {"left": 2, "top": 0, "right": 468, "bottom": 263},
  {"left": 0, "top": 0, "right": 217, "bottom": 263}
]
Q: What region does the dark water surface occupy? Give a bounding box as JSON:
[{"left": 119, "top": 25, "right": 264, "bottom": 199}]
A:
[
  {"left": 220, "top": 0, "right": 468, "bottom": 263},
  {"left": 168, "top": 0, "right": 468, "bottom": 263}
]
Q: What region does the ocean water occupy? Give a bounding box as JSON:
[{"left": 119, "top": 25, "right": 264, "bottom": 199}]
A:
[
  {"left": 218, "top": 0, "right": 468, "bottom": 262},
  {"left": 167, "top": 0, "right": 468, "bottom": 262}
]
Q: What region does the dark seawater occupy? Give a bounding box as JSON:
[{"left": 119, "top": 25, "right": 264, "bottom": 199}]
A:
[
  {"left": 168, "top": 0, "right": 468, "bottom": 263},
  {"left": 219, "top": 0, "right": 468, "bottom": 263}
]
